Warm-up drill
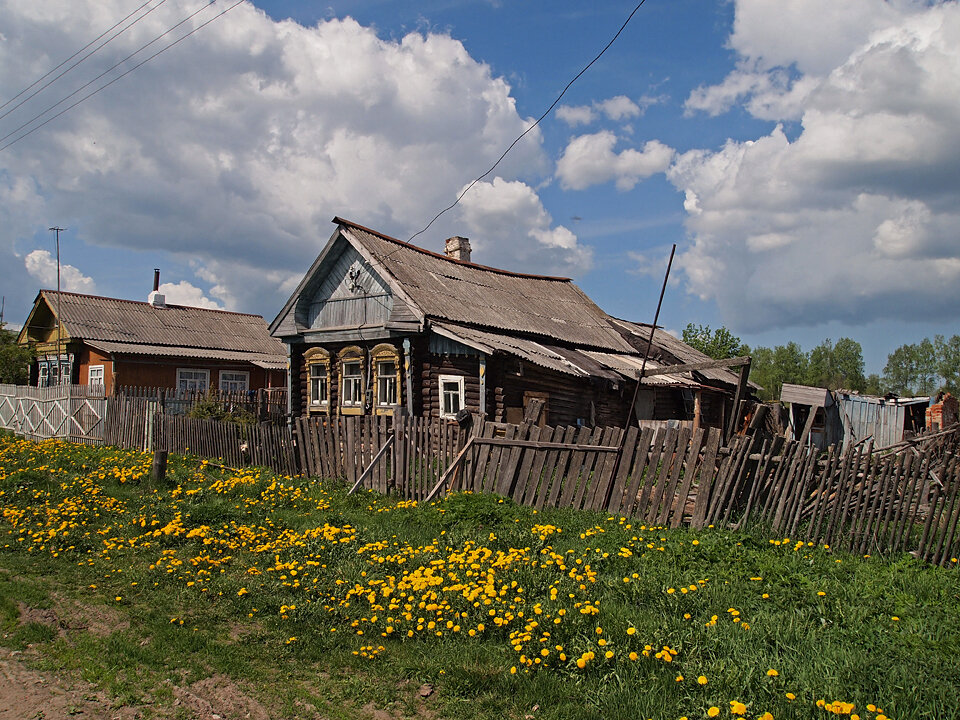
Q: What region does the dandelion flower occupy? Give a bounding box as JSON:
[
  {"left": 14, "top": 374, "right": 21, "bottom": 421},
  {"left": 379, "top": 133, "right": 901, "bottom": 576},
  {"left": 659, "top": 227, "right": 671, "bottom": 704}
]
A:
[{"left": 697, "top": 675, "right": 708, "bottom": 685}]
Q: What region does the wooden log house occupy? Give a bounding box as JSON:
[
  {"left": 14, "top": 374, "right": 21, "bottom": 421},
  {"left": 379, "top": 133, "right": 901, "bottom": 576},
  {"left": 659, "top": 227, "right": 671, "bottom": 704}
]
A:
[{"left": 271, "top": 218, "right": 753, "bottom": 428}]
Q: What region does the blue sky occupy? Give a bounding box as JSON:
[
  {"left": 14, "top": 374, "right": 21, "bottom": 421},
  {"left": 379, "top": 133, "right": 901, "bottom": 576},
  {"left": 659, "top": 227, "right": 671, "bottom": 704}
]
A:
[{"left": 2, "top": 0, "right": 959, "bottom": 373}]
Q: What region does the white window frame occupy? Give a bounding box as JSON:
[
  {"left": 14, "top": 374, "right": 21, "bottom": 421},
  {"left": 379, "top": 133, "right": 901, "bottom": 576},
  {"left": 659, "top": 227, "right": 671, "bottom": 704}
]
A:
[
  {"left": 341, "top": 360, "right": 363, "bottom": 407},
  {"left": 38, "top": 362, "right": 49, "bottom": 387},
  {"left": 88, "top": 364, "right": 105, "bottom": 386},
  {"left": 177, "top": 368, "right": 210, "bottom": 394},
  {"left": 376, "top": 359, "right": 398, "bottom": 407},
  {"left": 439, "top": 374, "right": 465, "bottom": 419},
  {"left": 219, "top": 370, "right": 249, "bottom": 393},
  {"left": 309, "top": 363, "right": 329, "bottom": 408}
]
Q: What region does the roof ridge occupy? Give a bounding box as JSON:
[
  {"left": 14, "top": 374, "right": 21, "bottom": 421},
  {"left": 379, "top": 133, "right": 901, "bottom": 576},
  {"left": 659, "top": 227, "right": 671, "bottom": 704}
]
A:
[
  {"left": 39, "top": 289, "right": 265, "bottom": 319},
  {"left": 334, "top": 216, "right": 573, "bottom": 282}
]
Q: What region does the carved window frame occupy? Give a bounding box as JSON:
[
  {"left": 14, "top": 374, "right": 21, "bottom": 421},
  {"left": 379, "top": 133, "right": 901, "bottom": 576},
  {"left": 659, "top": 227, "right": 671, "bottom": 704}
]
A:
[
  {"left": 338, "top": 346, "right": 365, "bottom": 415},
  {"left": 304, "top": 347, "right": 331, "bottom": 414},
  {"left": 371, "top": 343, "right": 400, "bottom": 415}
]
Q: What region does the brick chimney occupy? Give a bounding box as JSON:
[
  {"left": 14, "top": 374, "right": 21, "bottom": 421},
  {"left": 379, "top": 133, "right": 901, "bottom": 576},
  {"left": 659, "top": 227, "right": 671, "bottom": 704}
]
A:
[
  {"left": 148, "top": 268, "right": 166, "bottom": 308},
  {"left": 444, "top": 236, "right": 471, "bottom": 262}
]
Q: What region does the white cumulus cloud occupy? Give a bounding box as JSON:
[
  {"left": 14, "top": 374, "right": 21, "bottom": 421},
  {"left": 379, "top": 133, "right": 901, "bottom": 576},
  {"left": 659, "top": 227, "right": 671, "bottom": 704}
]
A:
[
  {"left": 24, "top": 250, "right": 97, "bottom": 294},
  {"left": 556, "top": 132, "right": 674, "bottom": 191},
  {"left": 456, "top": 177, "right": 592, "bottom": 274},
  {"left": 158, "top": 281, "right": 224, "bottom": 310},
  {"left": 671, "top": 0, "right": 960, "bottom": 332},
  {"left": 0, "top": 1, "right": 583, "bottom": 319}
]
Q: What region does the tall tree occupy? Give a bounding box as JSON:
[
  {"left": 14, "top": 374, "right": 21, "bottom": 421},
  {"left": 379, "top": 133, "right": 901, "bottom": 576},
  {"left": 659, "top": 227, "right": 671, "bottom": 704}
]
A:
[
  {"left": 806, "top": 337, "right": 865, "bottom": 391},
  {"left": 681, "top": 323, "right": 745, "bottom": 360},
  {"left": 748, "top": 342, "right": 809, "bottom": 401},
  {"left": 883, "top": 344, "right": 919, "bottom": 396},
  {"left": 935, "top": 334, "right": 960, "bottom": 395},
  {"left": 914, "top": 338, "right": 938, "bottom": 396},
  {"left": 0, "top": 323, "right": 32, "bottom": 385}
]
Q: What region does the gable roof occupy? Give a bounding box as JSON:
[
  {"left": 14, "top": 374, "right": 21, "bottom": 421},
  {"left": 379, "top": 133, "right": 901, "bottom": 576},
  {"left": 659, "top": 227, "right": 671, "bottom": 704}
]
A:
[
  {"left": 272, "top": 217, "right": 634, "bottom": 353},
  {"left": 23, "top": 290, "right": 286, "bottom": 364}
]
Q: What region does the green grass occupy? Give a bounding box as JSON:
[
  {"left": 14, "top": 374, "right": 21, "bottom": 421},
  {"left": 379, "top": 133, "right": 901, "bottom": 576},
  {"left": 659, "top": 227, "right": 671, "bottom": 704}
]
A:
[{"left": 0, "top": 432, "right": 958, "bottom": 720}]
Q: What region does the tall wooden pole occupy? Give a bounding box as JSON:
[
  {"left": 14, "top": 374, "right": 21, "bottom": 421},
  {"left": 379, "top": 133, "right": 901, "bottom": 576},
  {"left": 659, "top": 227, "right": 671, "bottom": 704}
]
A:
[{"left": 49, "top": 226, "right": 64, "bottom": 385}]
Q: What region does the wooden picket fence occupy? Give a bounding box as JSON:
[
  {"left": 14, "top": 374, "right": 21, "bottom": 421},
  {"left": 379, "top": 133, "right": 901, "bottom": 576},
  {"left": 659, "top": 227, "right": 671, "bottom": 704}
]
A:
[
  {"left": 5, "top": 382, "right": 958, "bottom": 567},
  {"left": 293, "top": 415, "right": 468, "bottom": 500},
  {"left": 293, "top": 415, "right": 960, "bottom": 566}
]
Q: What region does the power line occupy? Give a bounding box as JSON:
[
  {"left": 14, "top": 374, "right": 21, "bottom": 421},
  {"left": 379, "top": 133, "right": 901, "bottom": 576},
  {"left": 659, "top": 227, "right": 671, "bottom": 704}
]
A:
[
  {"left": 0, "top": 0, "right": 242, "bottom": 153},
  {"left": 0, "top": 0, "right": 167, "bottom": 122},
  {"left": 407, "top": 0, "right": 648, "bottom": 244}
]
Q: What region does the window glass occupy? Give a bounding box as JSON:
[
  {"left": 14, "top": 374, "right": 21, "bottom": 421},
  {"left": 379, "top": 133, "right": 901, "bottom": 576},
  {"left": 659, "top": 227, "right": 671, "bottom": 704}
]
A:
[
  {"left": 439, "top": 375, "right": 464, "bottom": 418},
  {"left": 341, "top": 360, "right": 362, "bottom": 405},
  {"left": 88, "top": 365, "right": 105, "bottom": 386},
  {"left": 220, "top": 371, "right": 249, "bottom": 393},
  {"left": 377, "top": 360, "right": 397, "bottom": 406},
  {"left": 310, "top": 364, "right": 328, "bottom": 406},
  {"left": 177, "top": 369, "right": 209, "bottom": 394}
]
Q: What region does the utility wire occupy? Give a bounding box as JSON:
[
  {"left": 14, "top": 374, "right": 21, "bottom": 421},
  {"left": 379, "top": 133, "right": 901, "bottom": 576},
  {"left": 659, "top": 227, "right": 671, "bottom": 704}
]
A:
[
  {"left": 407, "top": 0, "right": 647, "bottom": 243},
  {"left": 0, "top": 0, "right": 168, "bottom": 122},
  {"left": 0, "top": 0, "right": 242, "bottom": 152}
]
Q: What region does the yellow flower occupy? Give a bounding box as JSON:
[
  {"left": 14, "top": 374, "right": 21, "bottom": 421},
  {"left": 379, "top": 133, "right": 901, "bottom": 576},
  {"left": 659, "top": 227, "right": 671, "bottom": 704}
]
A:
[
  {"left": 817, "top": 591, "right": 826, "bottom": 597},
  {"left": 707, "top": 707, "right": 720, "bottom": 718},
  {"left": 785, "top": 693, "right": 796, "bottom": 701},
  {"left": 730, "top": 700, "right": 746, "bottom": 715},
  {"left": 697, "top": 675, "right": 708, "bottom": 685},
  {"left": 766, "top": 668, "right": 779, "bottom": 677}
]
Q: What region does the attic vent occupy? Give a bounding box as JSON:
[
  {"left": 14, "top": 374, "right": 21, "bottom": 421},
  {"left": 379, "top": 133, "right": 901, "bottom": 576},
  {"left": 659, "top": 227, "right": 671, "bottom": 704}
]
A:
[{"left": 444, "top": 236, "right": 471, "bottom": 262}]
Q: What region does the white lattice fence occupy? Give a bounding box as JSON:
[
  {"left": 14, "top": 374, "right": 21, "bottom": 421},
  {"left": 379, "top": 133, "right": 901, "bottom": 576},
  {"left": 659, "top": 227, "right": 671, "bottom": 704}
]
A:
[{"left": 0, "top": 384, "right": 107, "bottom": 444}]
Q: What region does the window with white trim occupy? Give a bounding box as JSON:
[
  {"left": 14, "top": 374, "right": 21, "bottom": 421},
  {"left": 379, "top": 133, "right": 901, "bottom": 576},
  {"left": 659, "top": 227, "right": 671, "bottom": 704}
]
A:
[
  {"left": 341, "top": 360, "right": 363, "bottom": 406},
  {"left": 220, "top": 371, "right": 249, "bottom": 393},
  {"left": 88, "top": 365, "right": 105, "bottom": 386},
  {"left": 309, "top": 364, "right": 328, "bottom": 408},
  {"left": 177, "top": 368, "right": 209, "bottom": 393},
  {"left": 38, "top": 363, "right": 48, "bottom": 387},
  {"left": 439, "top": 374, "right": 465, "bottom": 418},
  {"left": 58, "top": 360, "right": 71, "bottom": 385}
]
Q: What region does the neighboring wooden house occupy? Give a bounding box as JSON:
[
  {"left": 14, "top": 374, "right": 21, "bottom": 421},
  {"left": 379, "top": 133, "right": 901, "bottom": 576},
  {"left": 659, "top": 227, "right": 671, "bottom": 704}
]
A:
[
  {"left": 17, "top": 281, "right": 287, "bottom": 394},
  {"left": 271, "top": 217, "right": 752, "bottom": 429}
]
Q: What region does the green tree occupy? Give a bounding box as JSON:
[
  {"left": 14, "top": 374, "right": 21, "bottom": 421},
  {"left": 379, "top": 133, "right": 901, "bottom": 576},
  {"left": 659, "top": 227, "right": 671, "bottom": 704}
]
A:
[
  {"left": 914, "top": 338, "right": 938, "bottom": 396},
  {"left": 748, "top": 342, "right": 809, "bottom": 401},
  {"left": 0, "top": 323, "right": 33, "bottom": 384},
  {"left": 806, "top": 337, "right": 866, "bottom": 391},
  {"left": 864, "top": 373, "right": 883, "bottom": 396},
  {"left": 883, "top": 344, "right": 919, "bottom": 396},
  {"left": 935, "top": 334, "right": 960, "bottom": 395},
  {"left": 883, "top": 340, "right": 940, "bottom": 396},
  {"left": 681, "top": 323, "right": 745, "bottom": 359}
]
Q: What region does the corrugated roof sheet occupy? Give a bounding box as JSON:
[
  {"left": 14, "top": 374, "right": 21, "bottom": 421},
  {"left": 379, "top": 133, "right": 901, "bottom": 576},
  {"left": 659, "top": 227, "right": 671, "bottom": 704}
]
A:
[
  {"left": 85, "top": 340, "right": 285, "bottom": 367},
  {"left": 341, "top": 221, "right": 634, "bottom": 353},
  {"left": 581, "top": 351, "right": 697, "bottom": 387},
  {"left": 607, "top": 317, "right": 754, "bottom": 388},
  {"left": 431, "top": 322, "right": 694, "bottom": 385},
  {"left": 41, "top": 291, "right": 286, "bottom": 361}
]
